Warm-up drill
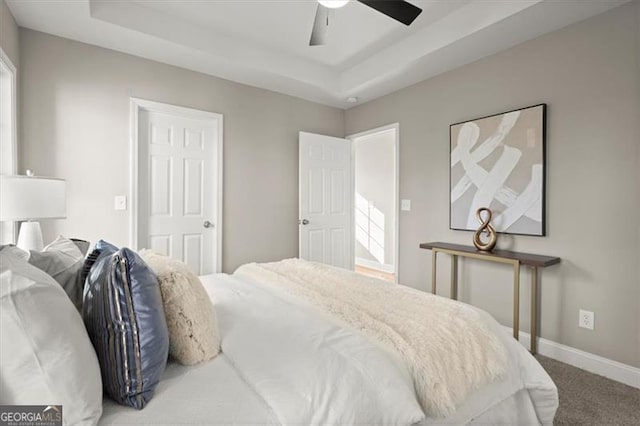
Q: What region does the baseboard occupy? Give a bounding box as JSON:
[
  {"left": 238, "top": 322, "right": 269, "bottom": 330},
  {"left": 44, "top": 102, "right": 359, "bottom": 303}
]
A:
[
  {"left": 355, "top": 257, "right": 394, "bottom": 273},
  {"left": 501, "top": 326, "right": 640, "bottom": 389}
]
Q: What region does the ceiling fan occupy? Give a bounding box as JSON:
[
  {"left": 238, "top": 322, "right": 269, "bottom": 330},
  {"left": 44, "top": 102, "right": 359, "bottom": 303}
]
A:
[{"left": 310, "top": 0, "right": 423, "bottom": 46}]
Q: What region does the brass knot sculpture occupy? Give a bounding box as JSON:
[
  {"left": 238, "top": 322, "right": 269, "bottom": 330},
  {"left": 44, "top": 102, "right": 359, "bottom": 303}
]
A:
[{"left": 473, "top": 207, "right": 497, "bottom": 252}]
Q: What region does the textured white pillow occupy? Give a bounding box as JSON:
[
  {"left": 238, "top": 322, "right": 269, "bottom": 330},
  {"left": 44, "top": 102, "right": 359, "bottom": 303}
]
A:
[
  {"left": 139, "top": 250, "right": 221, "bottom": 365},
  {"left": 0, "top": 251, "right": 103, "bottom": 426}
]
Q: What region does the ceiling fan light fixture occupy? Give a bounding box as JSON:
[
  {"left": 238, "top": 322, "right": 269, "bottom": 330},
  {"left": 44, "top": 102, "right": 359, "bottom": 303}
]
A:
[
  {"left": 318, "top": 0, "right": 350, "bottom": 9},
  {"left": 310, "top": 0, "right": 422, "bottom": 46}
]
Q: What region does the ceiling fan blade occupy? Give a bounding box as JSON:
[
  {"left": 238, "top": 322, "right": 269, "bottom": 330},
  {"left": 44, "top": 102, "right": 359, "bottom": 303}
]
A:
[
  {"left": 309, "top": 4, "right": 330, "bottom": 46},
  {"left": 357, "top": 0, "right": 422, "bottom": 26}
]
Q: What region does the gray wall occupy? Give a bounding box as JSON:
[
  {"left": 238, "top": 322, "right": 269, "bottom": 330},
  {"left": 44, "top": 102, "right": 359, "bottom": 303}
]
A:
[
  {"left": 345, "top": 2, "right": 640, "bottom": 368},
  {"left": 0, "top": 0, "right": 18, "bottom": 66},
  {"left": 18, "top": 29, "right": 344, "bottom": 272},
  {"left": 354, "top": 130, "right": 395, "bottom": 267}
]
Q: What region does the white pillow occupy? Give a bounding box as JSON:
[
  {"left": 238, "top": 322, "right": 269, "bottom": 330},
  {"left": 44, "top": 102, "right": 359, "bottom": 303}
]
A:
[{"left": 0, "top": 251, "right": 103, "bottom": 426}]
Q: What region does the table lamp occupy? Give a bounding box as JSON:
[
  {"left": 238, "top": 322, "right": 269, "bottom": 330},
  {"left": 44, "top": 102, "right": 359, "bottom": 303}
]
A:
[{"left": 0, "top": 172, "right": 67, "bottom": 251}]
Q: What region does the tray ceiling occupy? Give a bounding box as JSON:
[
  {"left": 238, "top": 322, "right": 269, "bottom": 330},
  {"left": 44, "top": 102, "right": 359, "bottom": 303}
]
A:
[{"left": 7, "top": 0, "right": 628, "bottom": 108}]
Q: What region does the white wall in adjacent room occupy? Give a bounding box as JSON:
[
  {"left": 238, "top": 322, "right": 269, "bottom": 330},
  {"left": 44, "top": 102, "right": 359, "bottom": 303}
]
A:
[{"left": 354, "top": 129, "right": 396, "bottom": 269}]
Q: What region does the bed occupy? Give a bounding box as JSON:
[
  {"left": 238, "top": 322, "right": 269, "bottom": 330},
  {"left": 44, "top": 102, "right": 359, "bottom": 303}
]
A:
[{"left": 100, "top": 260, "right": 558, "bottom": 426}]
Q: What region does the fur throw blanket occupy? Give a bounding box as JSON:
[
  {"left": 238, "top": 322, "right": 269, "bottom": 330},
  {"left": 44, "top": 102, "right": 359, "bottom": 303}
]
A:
[{"left": 235, "top": 258, "right": 507, "bottom": 418}]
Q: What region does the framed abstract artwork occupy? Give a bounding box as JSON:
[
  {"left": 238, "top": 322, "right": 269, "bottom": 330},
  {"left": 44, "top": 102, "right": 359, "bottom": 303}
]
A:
[{"left": 450, "top": 104, "right": 546, "bottom": 236}]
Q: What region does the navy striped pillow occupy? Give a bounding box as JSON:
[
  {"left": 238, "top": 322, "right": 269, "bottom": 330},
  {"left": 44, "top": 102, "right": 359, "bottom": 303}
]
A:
[
  {"left": 79, "top": 247, "right": 101, "bottom": 293},
  {"left": 83, "top": 241, "right": 169, "bottom": 409}
]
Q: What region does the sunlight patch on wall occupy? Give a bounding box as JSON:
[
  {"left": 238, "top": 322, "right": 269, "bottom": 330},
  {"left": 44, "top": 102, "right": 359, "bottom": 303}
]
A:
[{"left": 355, "top": 192, "right": 385, "bottom": 264}]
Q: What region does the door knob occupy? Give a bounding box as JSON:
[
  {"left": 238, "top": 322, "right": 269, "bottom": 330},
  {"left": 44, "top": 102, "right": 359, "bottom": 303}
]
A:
[
  {"left": 203, "top": 220, "right": 214, "bottom": 228},
  {"left": 299, "top": 219, "right": 309, "bottom": 225}
]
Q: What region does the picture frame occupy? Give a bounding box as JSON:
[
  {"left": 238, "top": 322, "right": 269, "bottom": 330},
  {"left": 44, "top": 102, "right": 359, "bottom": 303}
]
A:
[{"left": 449, "top": 103, "right": 547, "bottom": 236}]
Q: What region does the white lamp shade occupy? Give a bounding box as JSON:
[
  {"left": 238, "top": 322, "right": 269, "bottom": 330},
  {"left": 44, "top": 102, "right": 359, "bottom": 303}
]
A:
[{"left": 0, "top": 175, "right": 67, "bottom": 221}]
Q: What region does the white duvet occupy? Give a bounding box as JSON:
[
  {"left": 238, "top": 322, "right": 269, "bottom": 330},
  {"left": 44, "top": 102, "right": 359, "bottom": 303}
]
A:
[
  {"left": 101, "top": 270, "right": 558, "bottom": 426},
  {"left": 208, "top": 273, "right": 424, "bottom": 426},
  {"left": 235, "top": 259, "right": 509, "bottom": 417}
]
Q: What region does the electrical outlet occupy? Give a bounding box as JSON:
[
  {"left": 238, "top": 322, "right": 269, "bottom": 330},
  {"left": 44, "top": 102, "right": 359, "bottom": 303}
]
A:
[
  {"left": 579, "top": 309, "right": 594, "bottom": 330},
  {"left": 401, "top": 199, "right": 411, "bottom": 211}
]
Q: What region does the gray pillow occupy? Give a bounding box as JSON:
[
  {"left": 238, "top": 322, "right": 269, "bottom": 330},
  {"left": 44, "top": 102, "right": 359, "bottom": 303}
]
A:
[
  {"left": 0, "top": 244, "right": 30, "bottom": 261},
  {"left": 28, "top": 236, "right": 85, "bottom": 310},
  {"left": 71, "top": 238, "right": 90, "bottom": 256}
]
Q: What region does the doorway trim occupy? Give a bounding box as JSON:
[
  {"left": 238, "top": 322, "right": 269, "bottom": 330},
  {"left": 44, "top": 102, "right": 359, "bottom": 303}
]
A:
[
  {"left": 0, "top": 48, "right": 17, "bottom": 244},
  {"left": 129, "top": 97, "right": 224, "bottom": 272},
  {"left": 347, "top": 123, "right": 400, "bottom": 283}
]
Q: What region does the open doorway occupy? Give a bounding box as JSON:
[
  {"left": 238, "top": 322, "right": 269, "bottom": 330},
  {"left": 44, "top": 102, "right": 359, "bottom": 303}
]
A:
[{"left": 349, "top": 124, "right": 399, "bottom": 283}]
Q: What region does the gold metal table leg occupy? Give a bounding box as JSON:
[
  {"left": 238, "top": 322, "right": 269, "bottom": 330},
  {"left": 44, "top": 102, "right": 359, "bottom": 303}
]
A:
[
  {"left": 513, "top": 262, "right": 520, "bottom": 341},
  {"left": 450, "top": 255, "right": 458, "bottom": 300},
  {"left": 531, "top": 267, "right": 538, "bottom": 354},
  {"left": 431, "top": 251, "right": 437, "bottom": 295}
]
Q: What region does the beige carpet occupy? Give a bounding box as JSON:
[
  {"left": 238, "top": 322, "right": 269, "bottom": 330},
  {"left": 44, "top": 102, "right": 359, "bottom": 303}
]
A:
[{"left": 536, "top": 355, "right": 640, "bottom": 425}]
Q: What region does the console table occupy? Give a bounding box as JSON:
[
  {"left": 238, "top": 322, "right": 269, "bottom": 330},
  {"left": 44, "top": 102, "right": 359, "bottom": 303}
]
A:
[{"left": 419, "top": 242, "right": 560, "bottom": 354}]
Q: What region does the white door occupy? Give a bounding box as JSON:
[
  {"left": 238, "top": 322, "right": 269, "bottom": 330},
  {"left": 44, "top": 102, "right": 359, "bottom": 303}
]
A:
[
  {"left": 299, "top": 131, "right": 353, "bottom": 269},
  {"left": 137, "top": 103, "right": 222, "bottom": 274}
]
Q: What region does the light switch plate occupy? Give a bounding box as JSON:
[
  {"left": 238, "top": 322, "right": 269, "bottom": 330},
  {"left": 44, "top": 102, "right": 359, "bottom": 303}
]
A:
[
  {"left": 401, "top": 199, "right": 411, "bottom": 211},
  {"left": 114, "top": 195, "right": 127, "bottom": 211}
]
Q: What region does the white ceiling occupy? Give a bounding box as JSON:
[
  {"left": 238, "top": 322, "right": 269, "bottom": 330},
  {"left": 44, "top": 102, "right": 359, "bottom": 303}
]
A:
[{"left": 7, "top": 0, "right": 628, "bottom": 108}]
